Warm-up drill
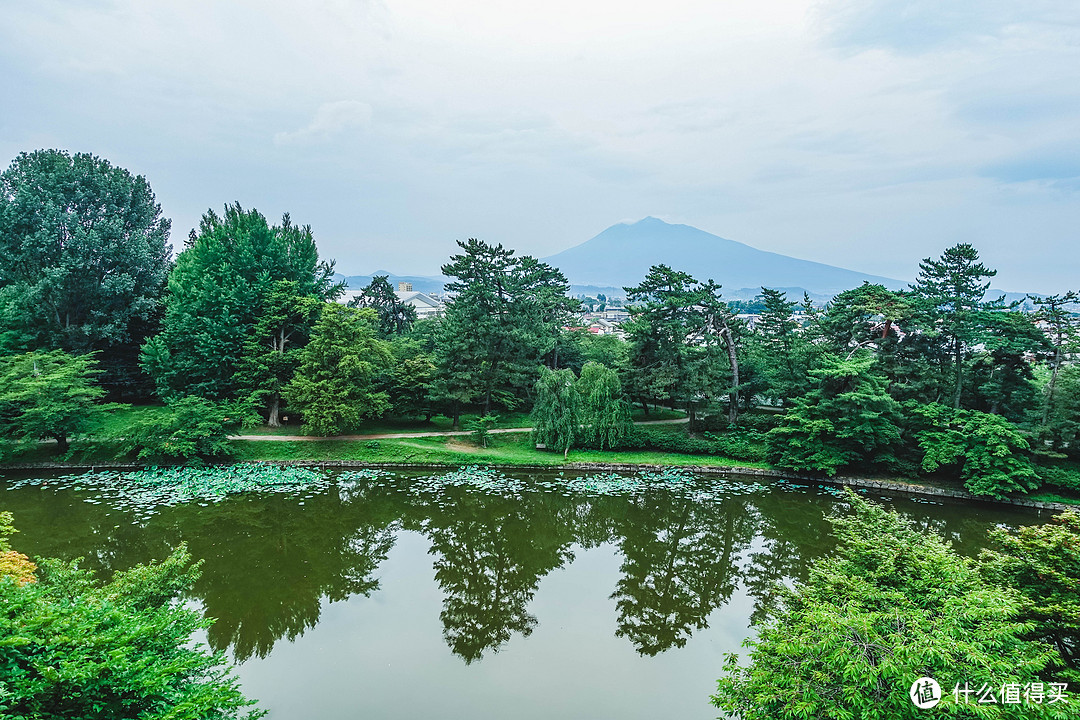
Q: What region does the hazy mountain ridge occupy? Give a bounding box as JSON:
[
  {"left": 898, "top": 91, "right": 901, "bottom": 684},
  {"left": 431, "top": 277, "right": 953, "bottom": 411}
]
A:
[
  {"left": 337, "top": 219, "right": 1039, "bottom": 302},
  {"left": 541, "top": 217, "right": 905, "bottom": 296}
]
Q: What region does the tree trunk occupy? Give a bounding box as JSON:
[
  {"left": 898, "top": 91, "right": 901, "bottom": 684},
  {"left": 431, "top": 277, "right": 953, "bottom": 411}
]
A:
[
  {"left": 267, "top": 394, "right": 282, "bottom": 427},
  {"left": 952, "top": 336, "right": 963, "bottom": 409},
  {"left": 56, "top": 434, "right": 69, "bottom": 454},
  {"left": 1044, "top": 344, "right": 1063, "bottom": 426},
  {"left": 563, "top": 445, "right": 569, "bottom": 460},
  {"left": 722, "top": 323, "right": 740, "bottom": 425}
]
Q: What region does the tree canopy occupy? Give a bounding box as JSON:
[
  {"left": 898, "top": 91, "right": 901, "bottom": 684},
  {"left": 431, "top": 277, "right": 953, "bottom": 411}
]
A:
[
  {"left": 0, "top": 149, "right": 172, "bottom": 394},
  {"left": 140, "top": 203, "right": 339, "bottom": 400},
  {"left": 713, "top": 494, "right": 1071, "bottom": 720}
]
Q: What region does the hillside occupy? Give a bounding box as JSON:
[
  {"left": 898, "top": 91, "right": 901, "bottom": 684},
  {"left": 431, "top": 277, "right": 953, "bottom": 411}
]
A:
[{"left": 541, "top": 217, "right": 904, "bottom": 296}]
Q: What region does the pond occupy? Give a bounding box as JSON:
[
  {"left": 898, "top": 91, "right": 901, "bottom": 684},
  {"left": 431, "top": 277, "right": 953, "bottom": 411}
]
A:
[{"left": 0, "top": 466, "right": 1052, "bottom": 719}]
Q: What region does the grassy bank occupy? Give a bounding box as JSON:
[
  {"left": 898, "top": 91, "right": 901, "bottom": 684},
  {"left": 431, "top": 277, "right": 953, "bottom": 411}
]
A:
[{"left": 227, "top": 431, "right": 772, "bottom": 469}]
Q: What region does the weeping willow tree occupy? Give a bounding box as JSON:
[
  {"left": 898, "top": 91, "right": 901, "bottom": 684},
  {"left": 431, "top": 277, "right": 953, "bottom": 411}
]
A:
[
  {"left": 530, "top": 367, "right": 579, "bottom": 458},
  {"left": 576, "top": 362, "right": 633, "bottom": 450}
]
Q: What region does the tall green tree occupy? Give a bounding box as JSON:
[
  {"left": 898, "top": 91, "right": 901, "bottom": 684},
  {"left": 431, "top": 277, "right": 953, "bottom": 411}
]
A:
[
  {"left": 1041, "top": 364, "right": 1080, "bottom": 457},
  {"left": 434, "top": 239, "right": 576, "bottom": 422},
  {"left": 0, "top": 350, "right": 111, "bottom": 453},
  {"left": 387, "top": 337, "right": 437, "bottom": 420},
  {"left": 283, "top": 305, "right": 391, "bottom": 435},
  {"left": 0, "top": 149, "right": 172, "bottom": 395},
  {"left": 964, "top": 310, "right": 1049, "bottom": 421},
  {"left": 623, "top": 267, "right": 742, "bottom": 424},
  {"left": 713, "top": 494, "right": 1069, "bottom": 720},
  {"left": 1031, "top": 292, "right": 1080, "bottom": 429},
  {"left": 909, "top": 243, "right": 998, "bottom": 408},
  {"left": 575, "top": 362, "right": 633, "bottom": 450},
  {"left": 233, "top": 280, "right": 319, "bottom": 426},
  {"left": 347, "top": 274, "right": 417, "bottom": 336},
  {"left": 766, "top": 354, "right": 903, "bottom": 476},
  {"left": 141, "top": 204, "right": 339, "bottom": 400},
  {"left": 749, "top": 287, "right": 814, "bottom": 403},
  {"left": 530, "top": 366, "right": 580, "bottom": 458},
  {"left": 622, "top": 265, "right": 699, "bottom": 412}
]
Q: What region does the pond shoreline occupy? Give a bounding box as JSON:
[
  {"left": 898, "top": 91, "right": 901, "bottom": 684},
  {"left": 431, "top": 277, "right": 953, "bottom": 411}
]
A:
[{"left": 1, "top": 458, "right": 1073, "bottom": 512}]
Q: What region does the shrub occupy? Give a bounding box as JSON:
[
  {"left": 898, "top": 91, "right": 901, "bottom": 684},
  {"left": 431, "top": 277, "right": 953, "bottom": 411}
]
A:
[
  {"left": 120, "top": 397, "right": 255, "bottom": 461},
  {"left": 917, "top": 403, "right": 1039, "bottom": 498},
  {"left": 602, "top": 427, "right": 767, "bottom": 462},
  {"left": 1035, "top": 462, "right": 1080, "bottom": 493},
  {"left": 0, "top": 511, "right": 35, "bottom": 585},
  {"left": 713, "top": 494, "right": 1068, "bottom": 719},
  {"left": 0, "top": 540, "right": 263, "bottom": 719}
]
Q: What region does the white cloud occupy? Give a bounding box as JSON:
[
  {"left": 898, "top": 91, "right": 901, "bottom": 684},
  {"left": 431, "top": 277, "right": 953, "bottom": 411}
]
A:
[
  {"left": 273, "top": 101, "right": 374, "bottom": 146},
  {"left": 2, "top": 1, "right": 1080, "bottom": 290}
]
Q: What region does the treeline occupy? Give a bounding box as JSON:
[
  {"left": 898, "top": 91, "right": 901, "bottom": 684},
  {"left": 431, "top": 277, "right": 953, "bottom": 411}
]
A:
[{"left": 1, "top": 149, "right": 1079, "bottom": 499}]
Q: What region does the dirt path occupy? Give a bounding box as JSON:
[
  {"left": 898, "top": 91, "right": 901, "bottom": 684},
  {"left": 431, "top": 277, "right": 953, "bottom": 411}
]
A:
[{"left": 231, "top": 416, "right": 689, "bottom": 442}]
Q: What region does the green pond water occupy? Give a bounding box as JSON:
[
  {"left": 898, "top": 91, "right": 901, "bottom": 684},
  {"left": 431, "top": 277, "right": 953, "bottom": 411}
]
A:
[{"left": 0, "top": 466, "right": 1053, "bottom": 719}]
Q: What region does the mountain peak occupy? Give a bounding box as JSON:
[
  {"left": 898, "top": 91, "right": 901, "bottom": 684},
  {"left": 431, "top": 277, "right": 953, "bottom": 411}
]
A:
[
  {"left": 630, "top": 216, "right": 669, "bottom": 226},
  {"left": 543, "top": 219, "right": 903, "bottom": 296}
]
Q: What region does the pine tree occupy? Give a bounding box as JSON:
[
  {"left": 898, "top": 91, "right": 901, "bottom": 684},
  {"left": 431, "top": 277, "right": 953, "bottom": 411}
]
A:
[{"left": 909, "top": 244, "right": 997, "bottom": 408}]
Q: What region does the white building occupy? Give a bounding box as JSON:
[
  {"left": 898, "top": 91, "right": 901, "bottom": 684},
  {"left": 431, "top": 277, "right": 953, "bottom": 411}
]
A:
[{"left": 336, "top": 287, "right": 445, "bottom": 319}]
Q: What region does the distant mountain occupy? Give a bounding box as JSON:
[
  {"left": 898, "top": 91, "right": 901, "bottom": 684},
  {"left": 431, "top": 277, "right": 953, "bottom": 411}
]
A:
[
  {"left": 336, "top": 271, "right": 446, "bottom": 295},
  {"left": 542, "top": 217, "right": 905, "bottom": 298}
]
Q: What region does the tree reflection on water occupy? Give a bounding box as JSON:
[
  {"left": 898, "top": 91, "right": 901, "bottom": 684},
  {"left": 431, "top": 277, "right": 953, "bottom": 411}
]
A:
[{"left": 0, "top": 468, "right": 1028, "bottom": 665}]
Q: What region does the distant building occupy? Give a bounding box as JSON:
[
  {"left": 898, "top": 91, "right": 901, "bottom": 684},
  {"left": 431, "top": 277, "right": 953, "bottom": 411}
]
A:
[
  {"left": 397, "top": 290, "right": 444, "bottom": 319},
  {"left": 398, "top": 281, "right": 413, "bottom": 292},
  {"left": 335, "top": 288, "right": 446, "bottom": 319}
]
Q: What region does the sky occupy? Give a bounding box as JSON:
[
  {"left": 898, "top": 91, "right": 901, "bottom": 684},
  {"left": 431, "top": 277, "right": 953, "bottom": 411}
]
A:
[{"left": 2, "top": 0, "right": 1079, "bottom": 292}]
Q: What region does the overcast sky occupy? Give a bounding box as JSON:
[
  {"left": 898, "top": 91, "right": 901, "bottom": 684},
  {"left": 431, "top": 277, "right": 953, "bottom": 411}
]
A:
[{"left": 2, "top": 0, "right": 1079, "bottom": 292}]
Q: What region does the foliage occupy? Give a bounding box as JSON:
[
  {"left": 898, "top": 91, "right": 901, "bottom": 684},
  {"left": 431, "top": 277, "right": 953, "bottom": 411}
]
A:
[
  {"left": 0, "top": 543, "right": 263, "bottom": 720},
  {"left": 909, "top": 243, "right": 999, "bottom": 408},
  {"left": 0, "top": 350, "right": 112, "bottom": 453},
  {"left": 387, "top": 338, "right": 436, "bottom": 419},
  {"left": 766, "top": 354, "right": 903, "bottom": 475},
  {"left": 1041, "top": 364, "right": 1080, "bottom": 457},
  {"left": 1030, "top": 291, "right": 1080, "bottom": 431},
  {"left": 347, "top": 274, "right": 417, "bottom": 336},
  {"left": 702, "top": 430, "right": 770, "bottom": 462},
  {"left": 713, "top": 493, "right": 1069, "bottom": 720},
  {"left": 233, "top": 280, "right": 319, "bottom": 427},
  {"left": 0, "top": 511, "right": 36, "bottom": 585},
  {"left": 916, "top": 403, "right": 1040, "bottom": 498},
  {"left": 964, "top": 310, "right": 1050, "bottom": 421},
  {"left": 141, "top": 203, "right": 339, "bottom": 400},
  {"left": 434, "top": 239, "right": 578, "bottom": 419},
  {"left": 0, "top": 149, "right": 172, "bottom": 395},
  {"left": 623, "top": 266, "right": 744, "bottom": 423},
  {"left": 119, "top": 396, "right": 254, "bottom": 461},
  {"left": 1035, "top": 462, "right": 1080, "bottom": 492},
  {"left": 981, "top": 511, "right": 1080, "bottom": 683},
  {"left": 283, "top": 305, "right": 392, "bottom": 435},
  {"left": 749, "top": 287, "right": 814, "bottom": 402},
  {"left": 467, "top": 415, "right": 500, "bottom": 448},
  {"left": 530, "top": 367, "right": 580, "bottom": 457},
  {"left": 575, "top": 362, "right": 633, "bottom": 450}
]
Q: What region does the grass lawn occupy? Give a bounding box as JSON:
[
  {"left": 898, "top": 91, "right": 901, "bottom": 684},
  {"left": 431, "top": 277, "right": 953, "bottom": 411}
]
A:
[
  {"left": 228, "top": 431, "right": 768, "bottom": 469},
  {"left": 86, "top": 404, "right": 171, "bottom": 435}
]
